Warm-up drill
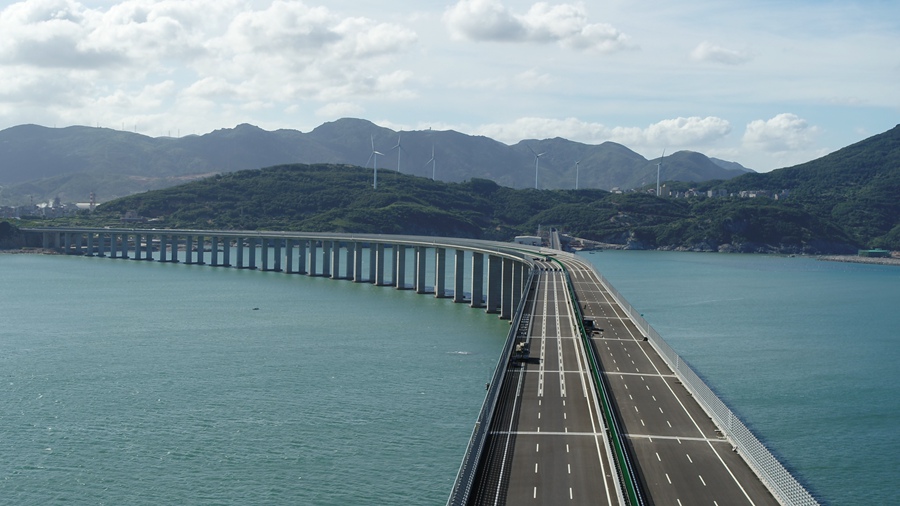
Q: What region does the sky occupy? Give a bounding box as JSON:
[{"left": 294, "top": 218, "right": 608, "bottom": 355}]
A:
[{"left": 0, "top": 0, "right": 897, "bottom": 172}]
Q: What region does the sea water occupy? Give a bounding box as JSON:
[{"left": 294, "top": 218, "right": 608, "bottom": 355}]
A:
[
  {"left": 2, "top": 251, "right": 896, "bottom": 505},
  {"left": 0, "top": 254, "right": 508, "bottom": 505},
  {"left": 580, "top": 250, "right": 900, "bottom": 505}
]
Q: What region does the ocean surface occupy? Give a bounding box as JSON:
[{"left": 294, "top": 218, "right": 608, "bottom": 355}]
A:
[
  {"left": 579, "top": 250, "right": 899, "bottom": 505},
  {"left": 1, "top": 250, "right": 896, "bottom": 504}
]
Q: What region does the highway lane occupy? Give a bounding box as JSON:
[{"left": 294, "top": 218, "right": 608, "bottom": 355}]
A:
[
  {"left": 562, "top": 256, "right": 779, "bottom": 506},
  {"left": 468, "top": 266, "right": 623, "bottom": 506}
]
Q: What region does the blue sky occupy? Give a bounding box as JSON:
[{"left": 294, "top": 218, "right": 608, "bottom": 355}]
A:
[{"left": 0, "top": 0, "right": 897, "bottom": 172}]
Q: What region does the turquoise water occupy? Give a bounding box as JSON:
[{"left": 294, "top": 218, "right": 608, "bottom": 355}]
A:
[
  {"left": 0, "top": 254, "right": 508, "bottom": 505},
  {"left": 580, "top": 250, "right": 900, "bottom": 505},
  {"left": 2, "top": 251, "right": 896, "bottom": 505}
]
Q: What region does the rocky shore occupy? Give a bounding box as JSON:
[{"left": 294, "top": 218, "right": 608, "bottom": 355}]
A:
[{"left": 817, "top": 254, "right": 900, "bottom": 266}]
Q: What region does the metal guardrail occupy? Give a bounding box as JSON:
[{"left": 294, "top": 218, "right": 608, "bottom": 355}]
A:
[
  {"left": 446, "top": 269, "right": 537, "bottom": 506},
  {"left": 586, "top": 264, "right": 820, "bottom": 506}
]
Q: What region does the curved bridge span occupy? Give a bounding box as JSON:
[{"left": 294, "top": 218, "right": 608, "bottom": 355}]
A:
[{"left": 22, "top": 228, "right": 818, "bottom": 506}]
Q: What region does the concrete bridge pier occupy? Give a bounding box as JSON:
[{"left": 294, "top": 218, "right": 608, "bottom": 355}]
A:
[
  {"left": 308, "top": 241, "right": 318, "bottom": 276},
  {"left": 85, "top": 233, "right": 95, "bottom": 257},
  {"left": 222, "top": 237, "right": 232, "bottom": 267},
  {"left": 435, "top": 248, "right": 448, "bottom": 298},
  {"left": 247, "top": 237, "right": 257, "bottom": 270},
  {"left": 500, "top": 257, "right": 514, "bottom": 319},
  {"left": 353, "top": 242, "right": 365, "bottom": 282},
  {"left": 470, "top": 252, "right": 484, "bottom": 308},
  {"left": 394, "top": 245, "right": 407, "bottom": 289},
  {"left": 343, "top": 243, "right": 354, "bottom": 280},
  {"left": 183, "top": 235, "right": 195, "bottom": 264},
  {"left": 486, "top": 255, "right": 502, "bottom": 314},
  {"left": 283, "top": 239, "right": 295, "bottom": 273},
  {"left": 158, "top": 235, "right": 170, "bottom": 262},
  {"left": 195, "top": 235, "right": 206, "bottom": 265},
  {"left": 96, "top": 233, "right": 107, "bottom": 258},
  {"left": 415, "top": 246, "right": 427, "bottom": 294},
  {"left": 109, "top": 233, "right": 119, "bottom": 259},
  {"left": 273, "top": 238, "right": 283, "bottom": 272},
  {"left": 374, "top": 244, "right": 387, "bottom": 286},
  {"left": 328, "top": 241, "right": 341, "bottom": 279},
  {"left": 209, "top": 236, "right": 220, "bottom": 266},
  {"left": 260, "top": 238, "right": 271, "bottom": 271},
  {"left": 453, "top": 249, "right": 466, "bottom": 303},
  {"left": 235, "top": 237, "right": 245, "bottom": 268},
  {"left": 297, "top": 239, "right": 308, "bottom": 274}
]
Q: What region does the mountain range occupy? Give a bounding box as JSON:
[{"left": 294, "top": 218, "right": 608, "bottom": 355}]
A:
[{"left": 0, "top": 118, "right": 753, "bottom": 205}]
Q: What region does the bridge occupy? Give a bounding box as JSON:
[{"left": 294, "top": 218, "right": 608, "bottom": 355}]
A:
[{"left": 22, "top": 228, "right": 818, "bottom": 505}]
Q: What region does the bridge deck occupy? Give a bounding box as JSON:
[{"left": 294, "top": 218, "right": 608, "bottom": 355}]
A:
[
  {"left": 468, "top": 267, "right": 621, "bottom": 505},
  {"left": 565, "top": 259, "right": 779, "bottom": 506}
]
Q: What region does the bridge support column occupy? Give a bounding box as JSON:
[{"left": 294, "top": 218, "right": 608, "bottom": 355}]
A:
[
  {"left": 353, "top": 243, "right": 365, "bottom": 282},
  {"left": 158, "top": 235, "right": 169, "bottom": 262},
  {"left": 273, "top": 238, "right": 282, "bottom": 272},
  {"left": 209, "top": 236, "right": 220, "bottom": 266},
  {"left": 415, "top": 246, "right": 427, "bottom": 294},
  {"left": 395, "top": 245, "right": 407, "bottom": 289},
  {"left": 374, "top": 244, "right": 387, "bottom": 286},
  {"left": 486, "top": 255, "right": 502, "bottom": 314},
  {"left": 297, "top": 240, "right": 308, "bottom": 274},
  {"left": 97, "top": 233, "right": 107, "bottom": 257},
  {"left": 470, "top": 252, "right": 484, "bottom": 308},
  {"left": 184, "top": 235, "right": 195, "bottom": 264},
  {"left": 247, "top": 237, "right": 257, "bottom": 270},
  {"left": 131, "top": 233, "right": 142, "bottom": 260},
  {"left": 85, "top": 233, "right": 94, "bottom": 256},
  {"left": 511, "top": 262, "right": 524, "bottom": 313},
  {"left": 330, "top": 241, "right": 341, "bottom": 279},
  {"left": 222, "top": 237, "right": 231, "bottom": 267},
  {"left": 109, "top": 233, "right": 119, "bottom": 258},
  {"left": 261, "top": 238, "right": 270, "bottom": 271},
  {"left": 236, "top": 237, "right": 246, "bottom": 268},
  {"left": 500, "top": 258, "right": 514, "bottom": 319},
  {"left": 454, "top": 249, "right": 466, "bottom": 303},
  {"left": 435, "top": 248, "right": 447, "bottom": 298},
  {"left": 196, "top": 235, "right": 205, "bottom": 265},
  {"left": 343, "top": 243, "right": 353, "bottom": 280},
  {"left": 308, "top": 241, "right": 318, "bottom": 276},
  {"left": 284, "top": 239, "right": 294, "bottom": 273},
  {"left": 146, "top": 233, "right": 155, "bottom": 261},
  {"left": 321, "top": 241, "right": 332, "bottom": 277}
]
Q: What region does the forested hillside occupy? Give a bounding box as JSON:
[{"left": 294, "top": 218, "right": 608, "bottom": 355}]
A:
[{"left": 40, "top": 163, "right": 858, "bottom": 253}]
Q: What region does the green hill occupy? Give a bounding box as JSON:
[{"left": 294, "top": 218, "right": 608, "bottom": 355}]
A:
[
  {"left": 712, "top": 124, "right": 900, "bottom": 249},
  {"left": 40, "top": 162, "right": 853, "bottom": 254}
]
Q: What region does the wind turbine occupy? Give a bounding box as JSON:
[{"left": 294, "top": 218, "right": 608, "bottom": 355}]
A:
[
  {"left": 656, "top": 148, "right": 666, "bottom": 197},
  {"left": 528, "top": 145, "right": 546, "bottom": 189},
  {"left": 423, "top": 144, "right": 436, "bottom": 180},
  {"left": 365, "top": 135, "right": 384, "bottom": 189},
  {"left": 391, "top": 132, "right": 407, "bottom": 173},
  {"left": 574, "top": 160, "right": 581, "bottom": 190}
]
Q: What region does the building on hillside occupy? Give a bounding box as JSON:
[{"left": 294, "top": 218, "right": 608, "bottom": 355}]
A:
[
  {"left": 514, "top": 236, "right": 542, "bottom": 247},
  {"left": 858, "top": 249, "right": 891, "bottom": 258}
]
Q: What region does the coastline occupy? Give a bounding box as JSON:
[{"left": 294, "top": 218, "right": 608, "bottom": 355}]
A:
[
  {"left": 817, "top": 254, "right": 900, "bottom": 266},
  {"left": 0, "top": 247, "right": 61, "bottom": 255}
]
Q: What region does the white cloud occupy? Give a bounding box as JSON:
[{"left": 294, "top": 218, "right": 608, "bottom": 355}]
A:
[
  {"left": 472, "top": 116, "right": 731, "bottom": 148},
  {"left": 743, "top": 113, "right": 819, "bottom": 152},
  {"left": 315, "top": 102, "right": 364, "bottom": 118},
  {"left": 443, "top": 0, "right": 632, "bottom": 52},
  {"left": 690, "top": 41, "right": 752, "bottom": 65}
]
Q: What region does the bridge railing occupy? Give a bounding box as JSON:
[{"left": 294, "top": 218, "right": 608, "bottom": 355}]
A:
[
  {"left": 579, "top": 257, "right": 819, "bottom": 506},
  {"left": 446, "top": 268, "right": 537, "bottom": 506}
]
